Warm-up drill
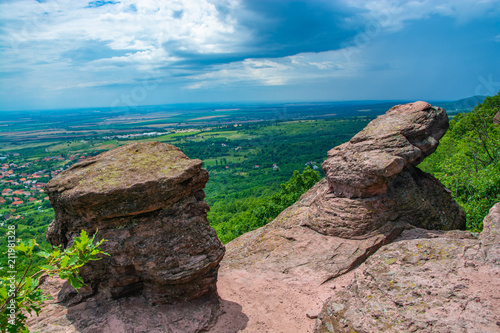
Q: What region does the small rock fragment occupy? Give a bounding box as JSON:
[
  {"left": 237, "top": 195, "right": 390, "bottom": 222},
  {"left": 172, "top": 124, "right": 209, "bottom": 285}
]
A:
[{"left": 307, "top": 309, "right": 320, "bottom": 319}]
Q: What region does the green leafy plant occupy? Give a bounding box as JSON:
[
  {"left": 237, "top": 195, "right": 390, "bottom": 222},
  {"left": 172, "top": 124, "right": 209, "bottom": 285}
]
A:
[
  {"left": 210, "top": 167, "right": 322, "bottom": 243},
  {"left": 420, "top": 91, "right": 500, "bottom": 231},
  {"left": 0, "top": 230, "right": 108, "bottom": 333},
  {"left": 252, "top": 166, "right": 321, "bottom": 227}
]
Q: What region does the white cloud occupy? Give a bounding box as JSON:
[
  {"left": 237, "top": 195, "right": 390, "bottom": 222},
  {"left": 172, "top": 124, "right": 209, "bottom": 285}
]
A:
[
  {"left": 54, "top": 80, "right": 132, "bottom": 90},
  {"left": 187, "top": 50, "right": 360, "bottom": 89},
  {"left": 0, "top": 0, "right": 258, "bottom": 101},
  {"left": 309, "top": 62, "right": 336, "bottom": 70},
  {"left": 86, "top": 49, "right": 173, "bottom": 71},
  {"left": 187, "top": 58, "right": 289, "bottom": 88},
  {"left": 0, "top": 0, "right": 248, "bottom": 72}
]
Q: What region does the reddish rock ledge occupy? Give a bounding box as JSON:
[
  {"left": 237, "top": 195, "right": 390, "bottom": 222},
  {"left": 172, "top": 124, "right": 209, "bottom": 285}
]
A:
[{"left": 314, "top": 203, "right": 500, "bottom": 333}]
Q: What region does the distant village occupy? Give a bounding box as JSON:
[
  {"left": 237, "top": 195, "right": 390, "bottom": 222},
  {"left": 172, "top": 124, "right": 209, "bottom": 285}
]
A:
[
  {"left": 0, "top": 152, "right": 99, "bottom": 221},
  {"left": 102, "top": 131, "right": 167, "bottom": 140}
]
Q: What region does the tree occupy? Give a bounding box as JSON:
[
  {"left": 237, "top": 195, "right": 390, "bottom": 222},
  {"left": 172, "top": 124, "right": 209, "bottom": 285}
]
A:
[
  {"left": 0, "top": 230, "right": 108, "bottom": 332},
  {"left": 420, "top": 91, "right": 500, "bottom": 230},
  {"left": 252, "top": 167, "right": 321, "bottom": 227}
]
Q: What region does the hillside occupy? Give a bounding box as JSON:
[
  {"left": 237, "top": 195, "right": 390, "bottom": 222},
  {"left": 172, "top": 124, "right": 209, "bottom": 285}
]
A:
[
  {"left": 420, "top": 92, "right": 500, "bottom": 230},
  {"left": 437, "top": 95, "right": 487, "bottom": 116}
]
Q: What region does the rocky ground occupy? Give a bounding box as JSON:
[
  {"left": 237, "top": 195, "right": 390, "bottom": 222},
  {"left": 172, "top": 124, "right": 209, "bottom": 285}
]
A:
[{"left": 315, "top": 217, "right": 500, "bottom": 333}]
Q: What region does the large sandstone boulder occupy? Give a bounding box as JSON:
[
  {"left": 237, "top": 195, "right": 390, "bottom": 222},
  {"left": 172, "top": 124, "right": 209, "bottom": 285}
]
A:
[
  {"left": 323, "top": 101, "right": 447, "bottom": 199},
  {"left": 45, "top": 142, "right": 225, "bottom": 304},
  {"left": 28, "top": 276, "right": 223, "bottom": 333},
  {"left": 314, "top": 203, "right": 500, "bottom": 333},
  {"left": 479, "top": 202, "right": 500, "bottom": 264},
  {"left": 306, "top": 101, "right": 465, "bottom": 238}
]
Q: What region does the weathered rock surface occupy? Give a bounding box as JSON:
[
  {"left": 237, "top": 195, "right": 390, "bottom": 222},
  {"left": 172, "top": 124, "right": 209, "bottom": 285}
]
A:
[
  {"left": 44, "top": 142, "right": 225, "bottom": 304},
  {"left": 323, "top": 101, "right": 447, "bottom": 198},
  {"left": 27, "top": 276, "right": 223, "bottom": 333},
  {"left": 479, "top": 202, "right": 500, "bottom": 264},
  {"left": 223, "top": 178, "right": 406, "bottom": 283},
  {"left": 298, "top": 166, "right": 466, "bottom": 239},
  {"left": 304, "top": 101, "right": 465, "bottom": 238},
  {"left": 315, "top": 203, "right": 500, "bottom": 333}
]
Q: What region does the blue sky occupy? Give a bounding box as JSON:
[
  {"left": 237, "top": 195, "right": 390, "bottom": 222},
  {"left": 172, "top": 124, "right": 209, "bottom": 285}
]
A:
[{"left": 0, "top": 0, "right": 499, "bottom": 111}]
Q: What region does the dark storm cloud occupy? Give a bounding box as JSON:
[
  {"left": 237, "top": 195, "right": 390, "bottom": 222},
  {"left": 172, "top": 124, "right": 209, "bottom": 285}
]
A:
[
  {"left": 163, "top": 0, "right": 361, "bottom": 70},
  {"left": 238, "top": 0, "right": 360, "bottom": 56}
]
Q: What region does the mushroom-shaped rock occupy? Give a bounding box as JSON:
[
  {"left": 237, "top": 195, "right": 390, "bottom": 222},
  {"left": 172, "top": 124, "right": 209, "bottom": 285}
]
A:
[
  {"left": 45, "top": 142, "right": 225, "bottom": 304},
  {"left": 322, "top": 101, "right": 448, "bottom": 198},
  {"left": 223, "top": 102, "right": 466, "bottom": 284},
  {"left": 302, "top": 101, "right": 465, "bottom": 237}
]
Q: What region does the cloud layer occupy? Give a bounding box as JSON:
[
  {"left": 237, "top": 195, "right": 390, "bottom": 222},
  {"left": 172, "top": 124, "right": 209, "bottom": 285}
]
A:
[{"left": 0, "top": 0, "right": 499, "bottom": 110}]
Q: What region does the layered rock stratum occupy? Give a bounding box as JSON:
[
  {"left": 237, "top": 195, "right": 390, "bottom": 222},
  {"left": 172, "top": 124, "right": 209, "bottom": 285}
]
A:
[
  {"left": 316, "top": 101, "right": 465, "bottom": 237},
  {"left": 315, "top": 203, "right": 500, "bottom": 333},
  {"left": 44, "top": 141, "right": 225, "bottom": 304}
]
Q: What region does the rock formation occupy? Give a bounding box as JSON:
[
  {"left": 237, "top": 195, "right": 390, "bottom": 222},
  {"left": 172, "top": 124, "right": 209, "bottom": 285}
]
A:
[
  {"left": 314, "top": 101, "right": 465, "bottom": 237},
  {"left": 31, "top": 102, "right": 499, "bottom": 333},
  {"left": 314, "top": 203, "right": 500, "bottom": 333},
  {"left": 216, "top": 102, "right": 472, "bottom": 331},
  {"left": 223, "top": 102, "right": 465, "bottom": 281},
  {"left": 44, "top": 141, "right": 225, "bottom": 304},
  {"left": 323, "top": 101, "right": 447, "bottom": 198}
]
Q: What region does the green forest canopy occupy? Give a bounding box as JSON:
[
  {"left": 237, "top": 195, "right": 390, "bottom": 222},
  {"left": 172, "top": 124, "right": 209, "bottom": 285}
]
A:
[{"left": 420, "top": 92, "right": 500, "bottom": 231}]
